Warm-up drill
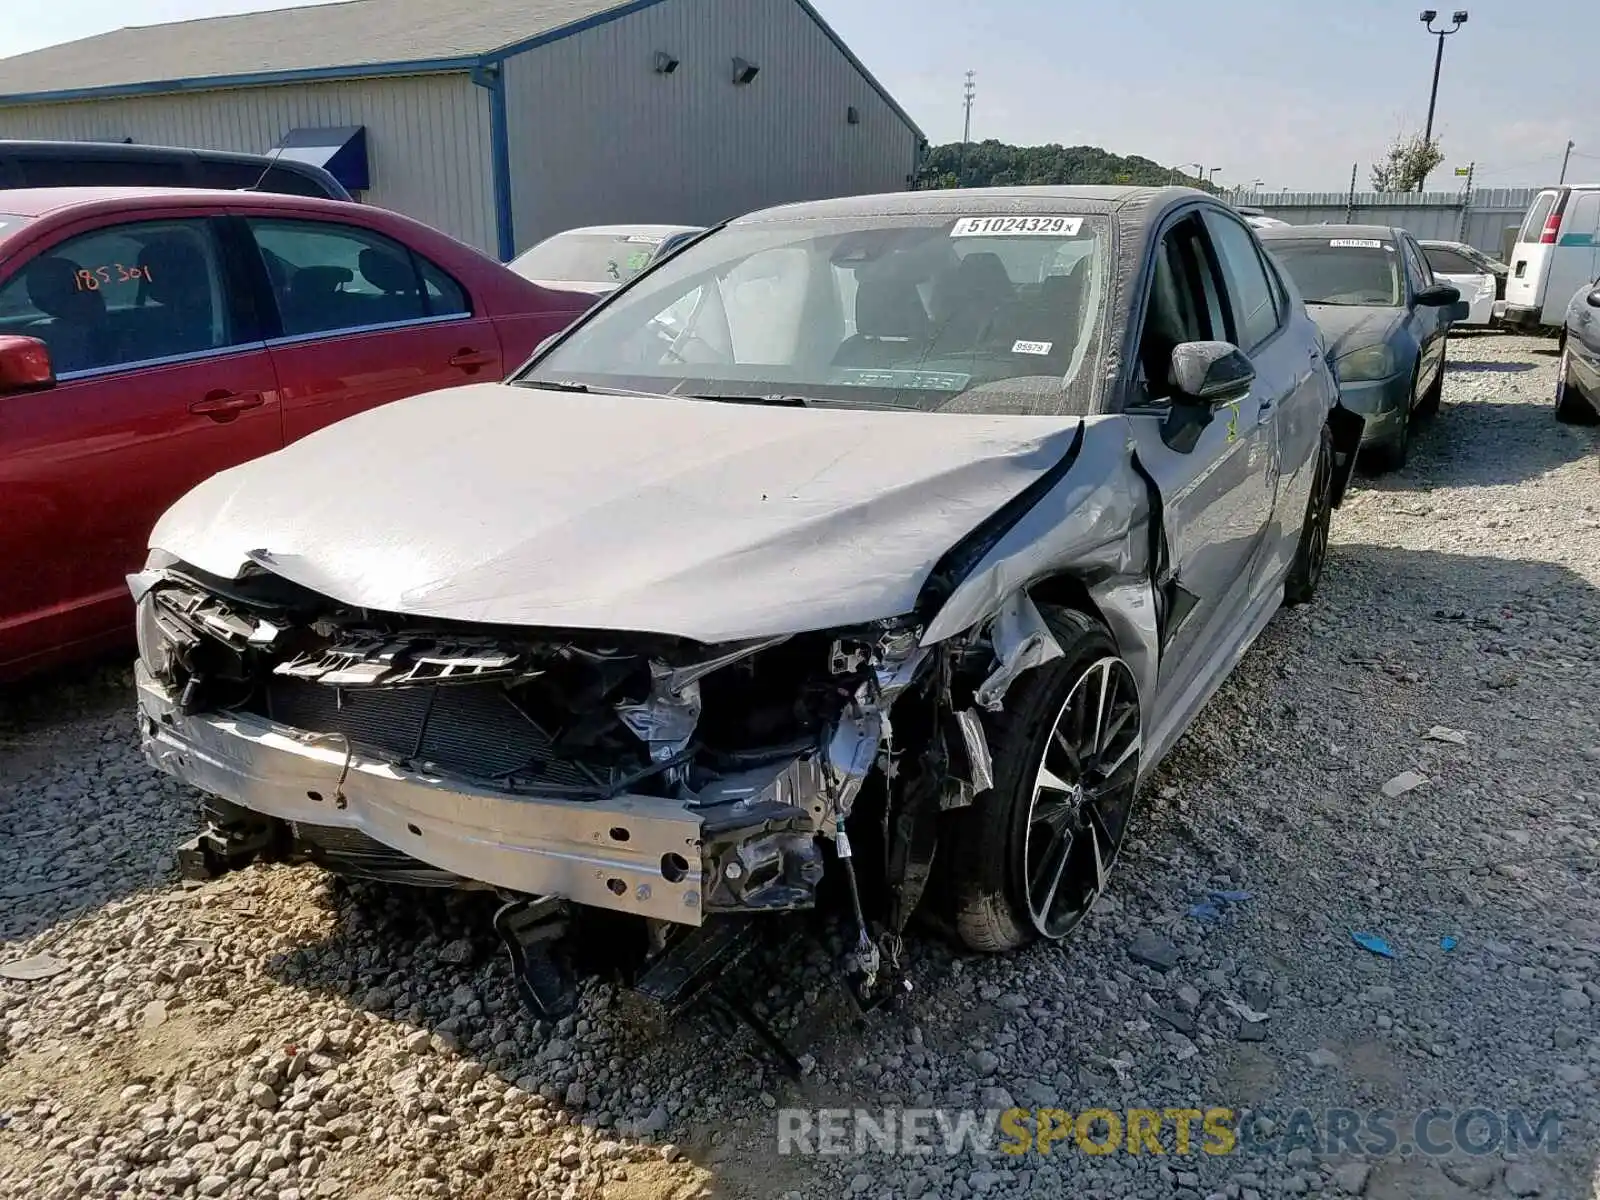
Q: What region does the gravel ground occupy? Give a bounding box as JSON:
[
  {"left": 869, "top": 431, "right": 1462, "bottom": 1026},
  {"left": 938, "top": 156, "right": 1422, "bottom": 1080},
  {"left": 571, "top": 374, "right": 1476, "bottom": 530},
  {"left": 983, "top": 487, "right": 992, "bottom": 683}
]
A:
[{"left": 2, "top": 333, "right": 1598, "bottom": 1200}]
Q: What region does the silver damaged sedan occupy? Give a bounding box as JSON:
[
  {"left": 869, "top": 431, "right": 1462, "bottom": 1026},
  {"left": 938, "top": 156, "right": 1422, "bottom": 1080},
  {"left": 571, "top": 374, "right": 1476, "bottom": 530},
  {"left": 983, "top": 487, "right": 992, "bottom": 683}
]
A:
[{"left": 132, "top": 187, "right": 1363, "bottom": 1023}]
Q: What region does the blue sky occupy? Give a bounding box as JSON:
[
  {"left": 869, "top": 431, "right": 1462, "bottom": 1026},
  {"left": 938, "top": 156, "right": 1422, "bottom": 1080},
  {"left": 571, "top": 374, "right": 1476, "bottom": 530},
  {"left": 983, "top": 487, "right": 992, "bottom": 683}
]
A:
[{"left": 4, "top": 0, "right": 1597, "bottom": 191}]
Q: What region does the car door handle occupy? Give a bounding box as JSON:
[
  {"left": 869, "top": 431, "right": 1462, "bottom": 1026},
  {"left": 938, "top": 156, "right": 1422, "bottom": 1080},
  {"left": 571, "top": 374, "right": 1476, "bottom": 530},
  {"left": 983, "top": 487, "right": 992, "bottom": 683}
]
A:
[
  {"left": 447, "top": 348, "right": 496, "bottom": 371},
  {"left": 189, "top": 390, "right": 265, "bottom": 421}
]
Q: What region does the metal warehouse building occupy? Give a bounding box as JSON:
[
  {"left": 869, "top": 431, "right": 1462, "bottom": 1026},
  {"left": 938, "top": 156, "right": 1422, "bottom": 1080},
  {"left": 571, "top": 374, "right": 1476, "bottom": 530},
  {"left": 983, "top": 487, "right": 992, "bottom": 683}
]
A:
[{"left": 0, "top": 0, "right": 924, "bottom": 259}]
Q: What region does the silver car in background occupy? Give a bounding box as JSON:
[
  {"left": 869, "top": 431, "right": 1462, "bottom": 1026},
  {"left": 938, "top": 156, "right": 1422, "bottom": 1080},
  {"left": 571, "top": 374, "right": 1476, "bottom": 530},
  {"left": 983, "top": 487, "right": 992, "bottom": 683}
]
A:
[
  {"left": 132, "top": 186, "right": 1360, "bottom": 1022},
  {"left": 507, "top": 223, "right": 704, "bottom": 297}
]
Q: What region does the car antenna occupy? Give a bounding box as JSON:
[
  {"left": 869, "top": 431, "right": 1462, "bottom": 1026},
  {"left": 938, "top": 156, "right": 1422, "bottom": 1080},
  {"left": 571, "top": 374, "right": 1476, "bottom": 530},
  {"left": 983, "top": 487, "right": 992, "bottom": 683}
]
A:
[{"left": 242, "top": 138, "right": 290, "bottom": 192}]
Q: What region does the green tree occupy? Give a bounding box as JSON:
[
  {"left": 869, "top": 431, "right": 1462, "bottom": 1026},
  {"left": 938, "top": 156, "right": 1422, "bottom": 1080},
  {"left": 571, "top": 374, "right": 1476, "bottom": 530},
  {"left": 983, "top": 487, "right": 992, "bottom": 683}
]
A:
[
  {"left": 1370, "top": 132, "right": 1444, "bottom": 193},
  {"left": 917, "top": 140, "right": 1214, "bottom": 192}
]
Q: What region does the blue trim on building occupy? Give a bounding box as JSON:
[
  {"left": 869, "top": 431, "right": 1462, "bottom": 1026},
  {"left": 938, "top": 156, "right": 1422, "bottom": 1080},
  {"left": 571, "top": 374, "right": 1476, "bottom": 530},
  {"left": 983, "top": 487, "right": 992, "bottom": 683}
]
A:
[
  {"left": 0, "top": 57, "right": 479, "bottom": 108},
  {"left": 470, "top": 64, "right": 517, "bottom": 262}
]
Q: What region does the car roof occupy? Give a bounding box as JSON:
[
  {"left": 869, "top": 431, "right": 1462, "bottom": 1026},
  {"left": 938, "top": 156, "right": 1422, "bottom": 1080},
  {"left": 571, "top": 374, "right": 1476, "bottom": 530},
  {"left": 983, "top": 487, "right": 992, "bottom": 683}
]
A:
[
  {"left": 1255, "top": 223, "right": 1401, "bottom": 242},
  {"left": 0, "top": 185, "right": 357, "bottom": 219},
  {"left": 730, "top": 185, "right": 1212, "bottom": 235}
]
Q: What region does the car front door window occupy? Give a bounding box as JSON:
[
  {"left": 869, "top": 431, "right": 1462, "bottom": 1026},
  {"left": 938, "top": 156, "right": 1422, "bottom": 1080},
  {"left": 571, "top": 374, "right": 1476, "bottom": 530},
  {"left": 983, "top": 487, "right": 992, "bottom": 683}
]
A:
[
  {"left": 1201, "top": 211, "right": 1283, "bottom": 351},
  {"left": 0, "top": 219, "right": 234, "bottom": 376}
]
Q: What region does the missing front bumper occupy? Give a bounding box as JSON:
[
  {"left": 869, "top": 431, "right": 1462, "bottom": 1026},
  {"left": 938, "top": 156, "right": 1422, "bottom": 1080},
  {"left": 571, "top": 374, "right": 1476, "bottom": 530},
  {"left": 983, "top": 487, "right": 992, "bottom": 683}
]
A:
[{"left": 137, "top": 665, "right": 829, "bottom": 925}]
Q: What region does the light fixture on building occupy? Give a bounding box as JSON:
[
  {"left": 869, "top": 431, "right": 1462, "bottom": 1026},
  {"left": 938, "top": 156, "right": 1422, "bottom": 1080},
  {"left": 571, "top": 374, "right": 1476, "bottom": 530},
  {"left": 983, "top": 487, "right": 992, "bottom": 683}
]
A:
[
  {"left": 653, "top": 51, "right": 679, "bottom": 74},
  {"left": 731, "top": 57, "right": 760, "bottom": 85},
  {"left": 846, "top": 106, "right": 860, "bottom": 124}
]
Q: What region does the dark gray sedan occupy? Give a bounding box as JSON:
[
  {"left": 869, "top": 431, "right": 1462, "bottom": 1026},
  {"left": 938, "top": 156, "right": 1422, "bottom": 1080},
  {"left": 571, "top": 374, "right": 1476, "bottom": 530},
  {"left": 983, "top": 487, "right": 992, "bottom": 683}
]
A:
[
  {"left": 134, "top": 186, "right": 1363, "bottom": 1019},
  {"left": 1259, "top": 224, "right": 1467, "bottom": 471},
  {"left": 1557, "top": 276, "right": 1600, "bottom": 424}
]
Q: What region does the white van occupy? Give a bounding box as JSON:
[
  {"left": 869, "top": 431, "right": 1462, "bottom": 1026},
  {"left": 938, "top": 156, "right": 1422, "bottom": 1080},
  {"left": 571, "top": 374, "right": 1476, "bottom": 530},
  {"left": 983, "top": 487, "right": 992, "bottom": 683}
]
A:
[{"left": 1503, "top": 185, "right": 1600, "bottom": 332}]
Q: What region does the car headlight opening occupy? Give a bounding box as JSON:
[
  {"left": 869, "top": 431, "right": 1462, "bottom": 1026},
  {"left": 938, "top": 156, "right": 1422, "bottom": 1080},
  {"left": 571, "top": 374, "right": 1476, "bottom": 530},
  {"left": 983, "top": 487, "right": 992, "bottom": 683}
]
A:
[{"left": 1335, "top": 344, "right": 1399, "bottom": 382}]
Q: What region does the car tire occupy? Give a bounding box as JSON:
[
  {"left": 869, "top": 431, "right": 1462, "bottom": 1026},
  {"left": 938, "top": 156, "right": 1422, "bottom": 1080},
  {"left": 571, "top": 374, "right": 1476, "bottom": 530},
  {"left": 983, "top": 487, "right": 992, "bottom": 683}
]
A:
[
  {"left": 1283, "top": 425, "right": 1334, "bottom": 607},
  {"left": 951, "top": 608, "right": 1142, "bottom": 954},
  {"left": 1414, "top": 338, "right": 1446, "bottom": 417},
  {"left": 1555, "top": 342, "right": 1599, "bottom": 425}
]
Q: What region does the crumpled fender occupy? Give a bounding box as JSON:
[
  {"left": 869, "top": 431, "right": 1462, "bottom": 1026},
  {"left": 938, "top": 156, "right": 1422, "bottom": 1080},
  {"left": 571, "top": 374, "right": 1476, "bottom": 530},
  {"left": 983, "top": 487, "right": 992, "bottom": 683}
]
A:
[{"left": 1327, "top": 403, "right": 1365, "bottom": 508}]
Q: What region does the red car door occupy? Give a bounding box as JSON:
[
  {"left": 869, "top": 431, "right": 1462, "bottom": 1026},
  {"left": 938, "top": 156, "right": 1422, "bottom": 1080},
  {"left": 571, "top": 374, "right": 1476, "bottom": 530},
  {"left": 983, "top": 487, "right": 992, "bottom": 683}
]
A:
[
  {"left": 0, "top": 213, "right": 281, "bottom": 676},
  {"left": 239, "top": 216, "right": 504, "bottom": 443}
]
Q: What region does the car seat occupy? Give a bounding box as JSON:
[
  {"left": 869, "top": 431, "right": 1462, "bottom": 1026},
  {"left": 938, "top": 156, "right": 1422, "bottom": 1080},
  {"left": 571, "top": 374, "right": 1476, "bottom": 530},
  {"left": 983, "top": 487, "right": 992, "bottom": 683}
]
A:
[
  {"left": 929, "top": 251, "right": 1013, "bottom": 353},
  {"left": 137, "top": 237, "right": 219, "bottom": 358},
  {"left": 23, "top": 256, "right": 112, "bottom": 375},
  {"left": 832, "top": 275, "right": 931, "bottom": 367}
]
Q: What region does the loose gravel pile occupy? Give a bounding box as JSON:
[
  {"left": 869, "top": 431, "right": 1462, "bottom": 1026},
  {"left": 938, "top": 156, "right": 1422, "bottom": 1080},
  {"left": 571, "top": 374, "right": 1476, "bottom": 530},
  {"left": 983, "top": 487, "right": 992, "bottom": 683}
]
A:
[{"left": 3, "top": 334, "right": 1597, "bottom": 1200}]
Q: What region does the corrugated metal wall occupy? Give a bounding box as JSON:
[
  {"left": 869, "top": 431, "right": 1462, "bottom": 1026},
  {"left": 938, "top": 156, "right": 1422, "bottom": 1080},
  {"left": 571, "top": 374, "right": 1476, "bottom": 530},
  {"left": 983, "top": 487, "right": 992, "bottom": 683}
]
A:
[
  {"left": 0, "top": 74, "right": 499, "bottom": 253},
  {"left": 1235, "top": 188, "right": 1540, "bottom": 257},
  {"left": 502, "top": 0, "right": 920, "bottom": 251}
]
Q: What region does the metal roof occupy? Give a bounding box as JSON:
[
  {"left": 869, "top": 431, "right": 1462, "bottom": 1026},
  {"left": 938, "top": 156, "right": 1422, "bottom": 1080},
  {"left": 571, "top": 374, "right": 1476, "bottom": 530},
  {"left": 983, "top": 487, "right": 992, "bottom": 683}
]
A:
[
  {"left": 0, "top": 0, "right": 635, "bottom": 96},
  {"left": 0, "top": 0, "right": 923, "bottom": 141}
]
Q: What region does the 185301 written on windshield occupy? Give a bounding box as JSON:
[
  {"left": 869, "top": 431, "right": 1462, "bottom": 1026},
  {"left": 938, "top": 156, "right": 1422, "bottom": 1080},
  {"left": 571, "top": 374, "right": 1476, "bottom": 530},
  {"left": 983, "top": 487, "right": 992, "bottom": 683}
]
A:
[{"left": 950, "top": 216, "right": 1084, "bottom": 238}]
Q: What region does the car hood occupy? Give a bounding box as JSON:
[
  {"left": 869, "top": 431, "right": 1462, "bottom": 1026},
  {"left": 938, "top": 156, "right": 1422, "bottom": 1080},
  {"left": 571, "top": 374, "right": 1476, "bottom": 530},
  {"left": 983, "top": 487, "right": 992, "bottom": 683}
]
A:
[
  {"left": 1305, "top": 305, "right": 1403, "bottom": 359},
  {"left": 149, "top": 383, "right": 1083, "bottom": 644},
  {"left": 523, "top": 278, "right": 617, "bottom": 296}
]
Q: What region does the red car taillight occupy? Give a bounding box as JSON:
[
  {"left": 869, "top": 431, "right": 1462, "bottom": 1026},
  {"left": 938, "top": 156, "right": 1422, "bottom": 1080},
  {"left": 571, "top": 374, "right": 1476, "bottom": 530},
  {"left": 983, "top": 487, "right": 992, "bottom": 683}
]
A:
[{"left": 1539, "top": 210, "right": 1562, "bottom": 244}]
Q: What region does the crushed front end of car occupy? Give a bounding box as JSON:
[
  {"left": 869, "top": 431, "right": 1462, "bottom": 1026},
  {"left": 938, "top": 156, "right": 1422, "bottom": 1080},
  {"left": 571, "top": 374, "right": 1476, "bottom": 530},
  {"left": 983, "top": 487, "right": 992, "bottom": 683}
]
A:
[{"left": 131, "top": 558, "right": 1025, "bottom": 1024}]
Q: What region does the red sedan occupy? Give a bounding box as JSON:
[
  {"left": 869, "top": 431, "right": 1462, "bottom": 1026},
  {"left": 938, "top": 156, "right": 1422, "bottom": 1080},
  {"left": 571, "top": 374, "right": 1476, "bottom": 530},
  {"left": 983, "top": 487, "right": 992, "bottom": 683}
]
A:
[{"left": 0, "top": 187, "right": 593, "bottom": 681}]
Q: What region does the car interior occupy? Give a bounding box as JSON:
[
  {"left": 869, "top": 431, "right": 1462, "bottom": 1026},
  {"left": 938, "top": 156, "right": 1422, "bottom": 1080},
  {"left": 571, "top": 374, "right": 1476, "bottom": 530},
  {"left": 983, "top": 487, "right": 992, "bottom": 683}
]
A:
[
  {"left": 0, "top": 225, "right": 228, "bottom": 375},
  {"left": 254, "top": 228, "right": 467, "bottom": 337}
]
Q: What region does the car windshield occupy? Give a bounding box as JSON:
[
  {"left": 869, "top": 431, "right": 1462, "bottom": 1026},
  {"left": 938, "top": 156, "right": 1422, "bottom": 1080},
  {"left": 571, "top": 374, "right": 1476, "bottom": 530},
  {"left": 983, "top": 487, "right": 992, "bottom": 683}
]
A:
[
  {"left": 510, "top": 231, "right": 666, "bottom": 285},
  {"left": 1267, "top": 239, "right": 1403, "bottom": 306},
  {"left": 0, "top": 213, "right": 33, "bottom": 246},
  {"left": 516, "top": 213, "right": 1109, "bottom": 416}
]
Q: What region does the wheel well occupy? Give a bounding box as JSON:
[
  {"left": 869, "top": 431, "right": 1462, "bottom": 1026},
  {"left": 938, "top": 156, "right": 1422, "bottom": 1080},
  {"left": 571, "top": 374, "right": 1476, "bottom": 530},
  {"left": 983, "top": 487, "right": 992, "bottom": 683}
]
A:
[{"left": 1028, "top": 576, "right": 1112, "bottom": 637}]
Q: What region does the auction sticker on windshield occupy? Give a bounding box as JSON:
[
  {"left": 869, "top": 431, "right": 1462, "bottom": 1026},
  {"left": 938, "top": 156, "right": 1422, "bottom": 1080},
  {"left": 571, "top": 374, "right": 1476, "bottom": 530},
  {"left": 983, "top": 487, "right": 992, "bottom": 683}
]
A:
[
  {"left": 1328, "top": 239, "right": 1386, "bottom": 249},
  {"left": 951, "top": 216, "right": 1083, "bottom": 237}
]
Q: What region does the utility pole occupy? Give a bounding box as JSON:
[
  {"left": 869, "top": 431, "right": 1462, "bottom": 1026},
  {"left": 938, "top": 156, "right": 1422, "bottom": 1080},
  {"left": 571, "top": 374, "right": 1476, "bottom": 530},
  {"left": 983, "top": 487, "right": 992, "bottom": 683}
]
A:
[
  {"left": 962, "top": 70, "right": 975, "bottom": 146},
  {"left": 958, "top": 70, "right": 975, "bottom": 185},
  {"left": 1418, "top": 10, "right": 1468, "bottom": 192},
  {"left": 1346, "top": 162, "right": 1358, "bottom": 223},
  {"left": 1560, "top": 139, "right": 1575, "bottom": 185},
  {"left": 1457, "top": 161, "right": 1475, "bottom": 241}
]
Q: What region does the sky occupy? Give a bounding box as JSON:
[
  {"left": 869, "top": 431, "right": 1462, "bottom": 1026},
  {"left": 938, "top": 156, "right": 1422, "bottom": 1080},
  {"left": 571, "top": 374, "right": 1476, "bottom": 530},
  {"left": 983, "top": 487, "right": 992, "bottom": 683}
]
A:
[{"left": 3, "top": 0, "right": 1597, "bottom": 193}]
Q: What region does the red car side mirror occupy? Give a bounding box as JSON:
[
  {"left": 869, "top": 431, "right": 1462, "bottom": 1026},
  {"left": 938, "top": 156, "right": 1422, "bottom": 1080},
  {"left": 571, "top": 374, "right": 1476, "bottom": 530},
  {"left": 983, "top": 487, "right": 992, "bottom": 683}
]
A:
[{"left": 0, "top": 335, "right": 54, "bottom": 396}]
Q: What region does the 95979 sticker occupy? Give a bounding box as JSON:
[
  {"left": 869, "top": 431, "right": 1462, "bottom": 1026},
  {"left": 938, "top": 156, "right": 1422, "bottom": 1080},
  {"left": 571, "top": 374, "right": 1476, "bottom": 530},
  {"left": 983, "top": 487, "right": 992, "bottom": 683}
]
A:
[{"left": 951, "top": 216, "right": 1084, "bottom": 238}]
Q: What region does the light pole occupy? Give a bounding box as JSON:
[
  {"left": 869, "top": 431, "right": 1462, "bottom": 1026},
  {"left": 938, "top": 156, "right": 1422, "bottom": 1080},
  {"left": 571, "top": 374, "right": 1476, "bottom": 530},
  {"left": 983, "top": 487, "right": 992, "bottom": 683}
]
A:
[
  {"left": 1418, "top": 9, "right": 1467, "bottom": 191},
  {"left": 1560, "top": 140, "right": 1575, "bottom": 185},
  {"left": 1206, "top": 167, "right": 1221, "bottom": 191}
]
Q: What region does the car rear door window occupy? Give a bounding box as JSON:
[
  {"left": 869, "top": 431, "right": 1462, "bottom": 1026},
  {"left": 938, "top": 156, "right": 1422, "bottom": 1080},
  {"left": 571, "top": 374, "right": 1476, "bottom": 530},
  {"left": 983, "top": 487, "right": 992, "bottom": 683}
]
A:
[
  {"left": 246, "top": 218, "right": 470, "bottom": 338},
  {"left": 16, "top": 155, "right": 191, "bottom": 189},
  {"left": 1423, "top": 247, "right": 1481, "bottom": 275},
  {"left": 0, "top": 218, "right": 236, "bottom": 376},
  {"left": 1200, "top": 211, "right": 1282, "bottom": 351}
]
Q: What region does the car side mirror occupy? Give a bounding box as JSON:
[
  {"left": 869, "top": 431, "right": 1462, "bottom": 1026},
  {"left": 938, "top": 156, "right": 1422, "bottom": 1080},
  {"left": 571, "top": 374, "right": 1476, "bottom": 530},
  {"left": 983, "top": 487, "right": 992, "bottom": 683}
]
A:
[
  {"left": 1161, "top": 341, "right": 1254, "bottom": 454},
  {"left": 1415, "top": 282, "right": 1461, "bottom": 308},
  {"left": 1169, "top": 340, "right": 1256, "bottom": 404},
  {"left": 0, "top": 335, "right": 54, "bottom": 396},
  {"left": 1587, "top": 287, "right": 1600, "bottom": 309}
]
